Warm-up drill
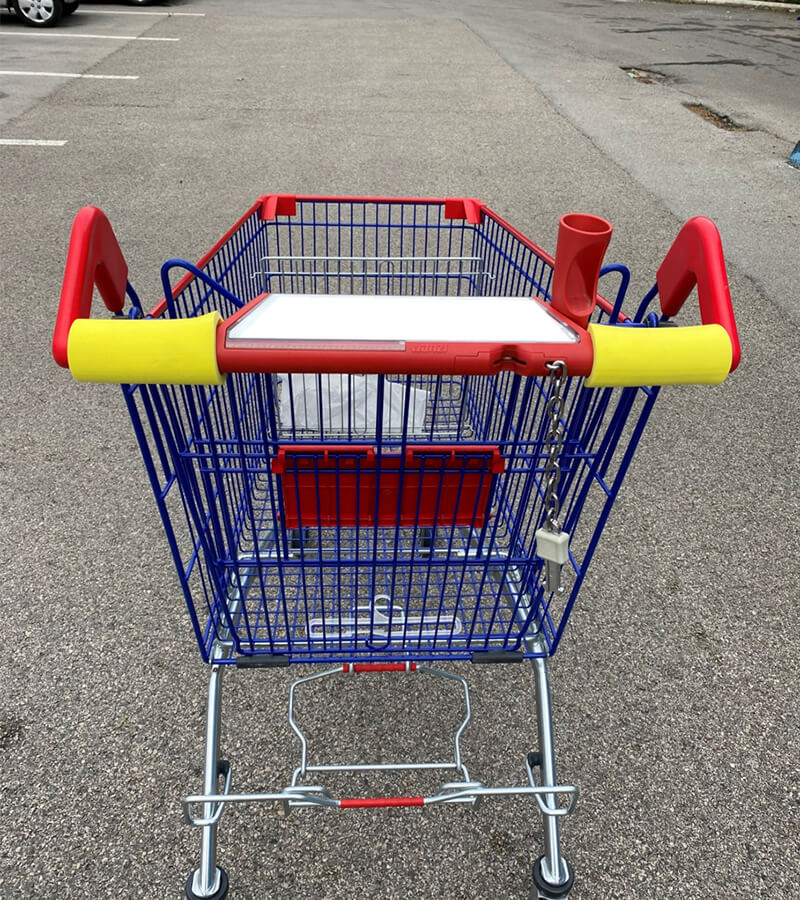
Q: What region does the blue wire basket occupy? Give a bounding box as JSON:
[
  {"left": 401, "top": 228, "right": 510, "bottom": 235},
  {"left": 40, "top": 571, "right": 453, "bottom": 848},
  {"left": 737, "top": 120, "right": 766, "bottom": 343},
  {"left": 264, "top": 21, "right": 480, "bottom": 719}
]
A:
[{"left": 122, "top": 196, "right": 659, "bottom": 664}]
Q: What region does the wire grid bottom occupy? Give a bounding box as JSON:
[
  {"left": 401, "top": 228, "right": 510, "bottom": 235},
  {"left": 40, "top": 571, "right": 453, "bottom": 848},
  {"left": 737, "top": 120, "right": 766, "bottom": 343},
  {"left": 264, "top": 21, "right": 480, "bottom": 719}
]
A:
[{"left": 218, "top": 527, "right": 535, "bottom": 660}]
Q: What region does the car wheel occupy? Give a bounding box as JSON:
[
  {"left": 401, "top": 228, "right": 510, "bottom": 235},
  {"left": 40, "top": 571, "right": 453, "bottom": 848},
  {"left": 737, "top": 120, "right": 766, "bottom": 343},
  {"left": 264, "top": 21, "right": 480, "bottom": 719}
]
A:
[
  {"left": 12, "top": 0, "right": 65, "bottom": 26},
  {"left": 63, "top": 0, "right": 79, "bottom": 15}
]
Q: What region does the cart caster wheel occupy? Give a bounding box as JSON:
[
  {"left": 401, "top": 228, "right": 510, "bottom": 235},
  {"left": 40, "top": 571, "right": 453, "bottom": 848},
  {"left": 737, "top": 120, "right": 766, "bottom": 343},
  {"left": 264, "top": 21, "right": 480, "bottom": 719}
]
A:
[
  {"left": 531, "top": 856, "right": 574, "bottom": 899},
  {"left": 185, "top": 866, "right": 229, "bottom": 900}
]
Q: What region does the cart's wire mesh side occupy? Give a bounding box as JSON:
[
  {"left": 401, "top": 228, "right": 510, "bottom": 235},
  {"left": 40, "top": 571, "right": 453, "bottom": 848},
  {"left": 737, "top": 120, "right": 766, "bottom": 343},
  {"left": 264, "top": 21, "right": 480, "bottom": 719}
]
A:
[
  {"left": 163, "top": 205, "right": 270, "bottom": 319},
  {"left": 254, "top": 200, "right": 490, "bottom": 297},
  {"left": 124, "top": 198, "right": 659, "bottom": 663}
]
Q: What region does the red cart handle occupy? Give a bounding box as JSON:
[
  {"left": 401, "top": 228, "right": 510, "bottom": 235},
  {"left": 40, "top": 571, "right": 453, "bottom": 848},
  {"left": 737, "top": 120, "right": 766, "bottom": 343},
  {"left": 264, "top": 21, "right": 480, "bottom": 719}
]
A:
[
  {"left": 656, "top": 216, "right": 740, "bottom": 371},
  {"left": 53, "top": 206, "right": 128, "bottom": 368},
  {"left": 55, "top": 206, "right": 739, "bottom": 389}
]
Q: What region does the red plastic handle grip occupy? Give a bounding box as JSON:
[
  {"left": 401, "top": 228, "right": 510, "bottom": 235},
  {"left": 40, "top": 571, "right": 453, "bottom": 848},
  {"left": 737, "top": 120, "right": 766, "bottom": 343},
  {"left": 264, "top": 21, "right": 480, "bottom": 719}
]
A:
[
  {"left": 656, "top": 217, "right": 740, "bottom": 371},
  {"left": 53, "top": 207, "right": 128, "bottom": 368}
]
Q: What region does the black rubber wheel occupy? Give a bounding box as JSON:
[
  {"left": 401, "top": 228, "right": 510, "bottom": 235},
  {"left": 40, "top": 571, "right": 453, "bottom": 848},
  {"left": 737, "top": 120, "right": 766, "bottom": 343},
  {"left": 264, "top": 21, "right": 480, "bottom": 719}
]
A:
[
  {"left": 185, "top": 867, "right": 229, "bottom": 900},
  {"left": 63, "top": 1, "right": 79, "bottom": 15},
  {"left": 531, "top": 856, "right": 574, "bottom": 899},
  {"left": 12, "top": 0, "right": 64, "bottom": 27}
]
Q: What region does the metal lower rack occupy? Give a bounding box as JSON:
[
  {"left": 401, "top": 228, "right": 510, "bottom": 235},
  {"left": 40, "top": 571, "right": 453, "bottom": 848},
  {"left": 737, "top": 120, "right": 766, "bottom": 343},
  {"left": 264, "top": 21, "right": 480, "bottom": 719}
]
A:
[{"left": 182, "top": 660, "right": 578, "bottom": 825}]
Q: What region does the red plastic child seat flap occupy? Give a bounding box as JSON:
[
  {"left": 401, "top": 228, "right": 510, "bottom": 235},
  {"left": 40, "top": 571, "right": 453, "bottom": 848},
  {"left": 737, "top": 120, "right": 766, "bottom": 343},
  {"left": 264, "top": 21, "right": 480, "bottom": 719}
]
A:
[{"left": 272, "top": 445, "right": 504, "bottom": 530}]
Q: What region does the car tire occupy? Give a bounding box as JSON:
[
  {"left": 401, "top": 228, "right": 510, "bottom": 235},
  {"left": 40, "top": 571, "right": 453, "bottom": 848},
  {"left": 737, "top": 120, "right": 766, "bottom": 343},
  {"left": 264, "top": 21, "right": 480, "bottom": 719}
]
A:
[
  {"left": 63, "top": 0, "right": 79, "bottom": 15},
  {"left": 12, "top": 0, "right": 65, "bottom": 26}
]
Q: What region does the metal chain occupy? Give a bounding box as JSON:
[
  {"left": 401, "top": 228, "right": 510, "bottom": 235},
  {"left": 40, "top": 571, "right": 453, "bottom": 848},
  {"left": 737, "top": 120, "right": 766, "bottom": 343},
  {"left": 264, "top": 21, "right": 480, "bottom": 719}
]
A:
[{"left": 542, "top": 360, "right": 567, "bottom": 533}]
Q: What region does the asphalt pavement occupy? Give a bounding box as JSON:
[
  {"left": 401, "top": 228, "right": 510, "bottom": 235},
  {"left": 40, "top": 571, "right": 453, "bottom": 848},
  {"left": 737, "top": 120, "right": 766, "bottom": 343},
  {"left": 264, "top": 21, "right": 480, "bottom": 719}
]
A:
[{"left": 0, "top": 2, "right": 798, "bottom": 899}]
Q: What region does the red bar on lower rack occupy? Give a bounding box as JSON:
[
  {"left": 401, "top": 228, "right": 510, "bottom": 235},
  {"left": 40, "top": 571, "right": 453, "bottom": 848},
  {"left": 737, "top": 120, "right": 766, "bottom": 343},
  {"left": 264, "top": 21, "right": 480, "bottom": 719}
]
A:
[
  {"left": 340, "top": 797, "right": 425, "bottom": 809},
  {"left": 343, "top": 663, "right": 418, "bottom": 673}
]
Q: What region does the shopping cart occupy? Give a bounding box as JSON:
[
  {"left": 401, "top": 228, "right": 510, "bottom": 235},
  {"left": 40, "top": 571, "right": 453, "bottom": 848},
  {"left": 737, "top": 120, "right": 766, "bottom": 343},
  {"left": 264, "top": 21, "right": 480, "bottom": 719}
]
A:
[{"left": 53, "top": 195, "right": 739, "bottom": 899}]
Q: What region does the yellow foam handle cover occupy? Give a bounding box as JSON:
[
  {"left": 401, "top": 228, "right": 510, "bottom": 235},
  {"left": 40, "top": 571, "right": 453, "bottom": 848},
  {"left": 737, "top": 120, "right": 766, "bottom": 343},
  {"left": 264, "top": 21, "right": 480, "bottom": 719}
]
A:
[
  {"left": 586, "top": 322, "right": 733, "bottom": 387},
  {"left": 67, "top": 312, "right": 224, "bottom": 385}
]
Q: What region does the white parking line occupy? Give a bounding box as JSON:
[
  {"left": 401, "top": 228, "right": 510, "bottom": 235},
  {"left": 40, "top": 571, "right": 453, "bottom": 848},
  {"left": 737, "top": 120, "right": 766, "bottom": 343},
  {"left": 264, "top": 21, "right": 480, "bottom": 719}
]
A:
[
  {"left": 0, "top": 32, "right": 179, "bottom": 42},
  {"left": 0, "top": 139, "right": 66, "bottom": 146},
  {"left": 0, "top": 70, "right": 138, "bottom": 80},
  {"left": 80, "top": 9, "right": 205, "bottom": 15}
]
